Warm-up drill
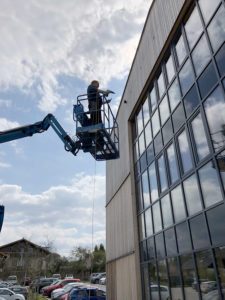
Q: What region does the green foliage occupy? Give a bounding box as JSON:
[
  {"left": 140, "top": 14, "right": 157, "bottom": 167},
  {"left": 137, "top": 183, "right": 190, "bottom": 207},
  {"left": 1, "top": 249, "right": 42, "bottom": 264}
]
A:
[
  {"left": 70, "top": 244, "right": 105, "bottom": 274},
  {"left": 92, "top": 243, "right": 105, "bottom": 272}
]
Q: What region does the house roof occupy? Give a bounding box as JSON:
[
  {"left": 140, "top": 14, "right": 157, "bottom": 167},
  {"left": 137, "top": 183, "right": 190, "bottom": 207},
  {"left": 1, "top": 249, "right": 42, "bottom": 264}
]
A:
[{"left": 0, "top": 238, "right": 52, "bottom": 255}]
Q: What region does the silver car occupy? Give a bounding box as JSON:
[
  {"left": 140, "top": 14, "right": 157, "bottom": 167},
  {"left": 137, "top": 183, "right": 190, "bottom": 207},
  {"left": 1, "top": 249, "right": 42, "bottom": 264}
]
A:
[{"left": 0, "top": 288, "right": 25, "bottom": 300}]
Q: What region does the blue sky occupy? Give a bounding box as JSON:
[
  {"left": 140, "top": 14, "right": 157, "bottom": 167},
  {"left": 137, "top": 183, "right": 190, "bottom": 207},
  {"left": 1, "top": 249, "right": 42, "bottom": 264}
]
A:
[{"left": 0, "top": 0, "right": 150, "bottom": 256}]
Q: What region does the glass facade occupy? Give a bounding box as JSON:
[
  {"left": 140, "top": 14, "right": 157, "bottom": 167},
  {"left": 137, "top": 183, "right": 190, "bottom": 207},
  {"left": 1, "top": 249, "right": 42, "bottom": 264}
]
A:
[{"left": 133, "top": 1, "right": 225, "bottom": 299}]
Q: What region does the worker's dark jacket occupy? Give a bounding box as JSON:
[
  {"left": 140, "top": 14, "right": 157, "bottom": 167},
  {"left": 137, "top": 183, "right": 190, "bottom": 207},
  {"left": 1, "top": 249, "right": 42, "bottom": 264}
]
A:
[
  {"left": 87, "top": 84, "right": 103, "bottom": 124},
  {"left": 87, "top": 84, "right": 102, "bottom": 110}
]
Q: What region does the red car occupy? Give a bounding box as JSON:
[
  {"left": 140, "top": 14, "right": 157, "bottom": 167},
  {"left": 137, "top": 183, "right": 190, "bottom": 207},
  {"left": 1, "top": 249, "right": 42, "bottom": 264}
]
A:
[{"left": 41, "top": 279, "right": 80, "bottom": 297}]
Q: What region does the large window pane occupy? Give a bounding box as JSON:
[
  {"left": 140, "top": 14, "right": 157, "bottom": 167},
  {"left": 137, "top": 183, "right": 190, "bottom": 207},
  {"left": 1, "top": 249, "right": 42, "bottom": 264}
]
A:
[
  {"left": 143, "top": 97, "right": 150, "bottom": 125},
  {"left": 152, "top": 201, "right": 162, "bottom": 233},
  {"left": 215, "top": 246, "right": 225, "bottom": 290},
  {"left": 161, "top": 194, "right": 173, "bottom": 228},
  {"left": 168, "top": 78, "right": 181, "bottom": 111},
  {"left": 178, "top": 130, "right": 193, "bottom": 173},
  {"left": 162, "top": 119, "right": 173, "bottom": 146},
  {"left": 155, "top": 233, "right": 165, "bottom": 259},
  {"left": 192, "top": 35, "right": 211, "bottom": 76},
  {"left": 139, "top": 132, "right": 145, "bottom": 155},
  {"left": 158, "top": 72, "right": 166, "bottom": 99},
  {"left": 167, "top": 257, "right": 183, "bottom": 300},
  {"left": 198, "top": 161, "right": 223, "bottom": 207},
  {"left": 150, "top": 86, "right": 157, "bottom": 112},
  {"left": 152, "top": 109, "right": 160, "bottom": 137},
  {"left": 149, "top": 261, "right": 158, "bottom": 289},
  {"left": 167, "top": 143, "right": 179, "bottom": 184},
  {"left": 145, "top": 121, "right": 152, "bottom": 147},
  {"left": 142, "top": 170, "right": 150, "bottom": 208},
  {"left": 176, "top": 222, "right": 192, "bottom": 253},
  {"left": 149, "top": 162, "right": 159, "bottom": 203},
  {"left": 171, "top": 185, "right": 186, "bottom": 222},
  {"left": 179, "top": 59, "right": 195, "bottom": 96},
  {"left": 183, "top": 84, "right": 200, "bottom": 117},
  {"left": 183, "top": 174, "right": 202, "bottom": 216},
  {"left": 140, "top": 152, "right": 147, "bottom": 173},
  {"left": 207, "top": 204, "right": 225, "bottom": 246},
  {"left": 196, "top": 250, "right": 217, "bottom": 298},
  {"left": 140, "top": 240, "right": 148, "bottom": 262},
  {"left": 185, "top": 6, "right": 203, "bottom": 50},
  {"left": 142, "top": 265, "right": 150, "bottom": 299},
  {"left": 136, "top": 180, "right": 143, "bottom": 212},
  {"left": 147, "top": 143, "right": 154, "bottom": 165},
  {"left": 207, "top": 5, "right": 225, "bottom": 52},
  {"left": 172, "top": 103, "right": 185, "bottom": 133},
  {"left": 190, "top": 214, "right": 210, "bottom": 249},
  {"left": 204, "top": 86, "right": 225, "bottom": 152},
  {"left": 158, "top": 260, "right": 170, "bottom": 299},
  {"left": 134, "top": 141, "right": 139, "bottom": 161},
  {"left": 180, "top": 254, "right": 199, "bottom": 300},
  {"left": 158, "top": 154, "right": 168, "bottom": 192},
  {"left": 137, "top": 109, "right": 143, "bottom": 135},
  {"left": 175, "top": 34, "right": 187, "bottom": 67},
  {"left": 165, "top": 228, "right": 177, "bottom": 256},
  {"left": 191, "top": 113, "right": 210, "bottom": 161},
  {"left": 198, "top": 62, "right": 218, "bottom": 100},
  {"left": 199, "top": 0, "right": 221, "bottom": 24},
  {"left": 154, "top": 132, "right": 163, "bottom": 156},
  {"left": 166, "top": 55, "right": 175, "bottom": 83},
  {"left": 217, "top": 150, "right": 225, "bottom": 189},
  {"left": 139, "top": 214, "right": 145, "bottom": 240},
  {"left": 216, "top": 43, "right": 225, "bottom": 77},
  {"left": 145, "top": 208, "right": 153, "bottom": 237},
  {"left": 159, "top": 95, "right": 170, "bottom": 125},
  {"left": 147, "top": 237, "right": 155, "bottom": 260}
]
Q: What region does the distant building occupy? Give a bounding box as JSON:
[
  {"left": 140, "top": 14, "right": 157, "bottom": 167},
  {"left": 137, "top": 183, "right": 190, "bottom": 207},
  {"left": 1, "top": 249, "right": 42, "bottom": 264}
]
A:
[
  {"left": 106, "top": 0, "right": 225, "bottom": 299},
  {"left": 0, "top": 238, "right": 60, "bottom": 281}
]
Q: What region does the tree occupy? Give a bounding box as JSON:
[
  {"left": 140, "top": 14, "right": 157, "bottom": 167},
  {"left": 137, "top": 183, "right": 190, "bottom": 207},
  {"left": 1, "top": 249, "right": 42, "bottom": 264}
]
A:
[{"left": 92, "top": 244, "right": 105, "bottom": 272}]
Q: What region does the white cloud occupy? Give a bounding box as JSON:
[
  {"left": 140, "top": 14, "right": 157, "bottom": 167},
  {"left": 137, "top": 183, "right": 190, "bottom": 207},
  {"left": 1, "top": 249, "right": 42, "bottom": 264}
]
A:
[
  {"left": 0, "top": 118, "right": 20, "bottom": 130},
  {"left": 0, "top": 162, "right": 11, "bottom": 168},
  {"left": 0, "top": 173, "right": 106, "bottom": 256},
  {"left": 0, "top": 0, "right": 149, "bottom": 112}
]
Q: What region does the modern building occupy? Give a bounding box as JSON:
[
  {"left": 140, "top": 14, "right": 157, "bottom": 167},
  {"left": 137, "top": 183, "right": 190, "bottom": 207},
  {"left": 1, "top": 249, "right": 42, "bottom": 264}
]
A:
[{"left": 106, "top": 0, "right": 225, "bottom": 299}]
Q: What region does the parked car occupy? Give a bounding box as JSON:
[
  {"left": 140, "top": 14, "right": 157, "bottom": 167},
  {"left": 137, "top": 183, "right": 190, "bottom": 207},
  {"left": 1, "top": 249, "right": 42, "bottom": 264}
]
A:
[
  {"left": 0, "top": 288, "right": 25, "bottom": 300},
  {"left": 200, "top": 281, "right": 217, "bottom": 293},
  {"left": 6, "top": 276, "right": 17, "bottom": 286},
  {"left": 150, "top": 285, "right": 170, "bottom": 300},
  {"left": 202, "top": 288, "right": 225, "bottom": 300},
  {"left": 192, "top": 279, "right": 208, "bottom": 291},
  {"left": 0, "top": 284, "right": 8, "bottom": 289},
  {"left": 51, "top": 283, "right": 84, "bottom": 300},
  {"left": 68, "top": 287, "right": 106, "bottom": 300},
  {"left": 64, "top": 275, "right": 73, "bottom": 279},
  {"left": 52, "top": 274, "right": 61, "bottom": 280},
  {"left": 99, "top": 277, "right": 106, "bottom": 285},
  {"left": 41, "top": 278, "right": 81, "bottom": 297},
  {"left": 30, "top": 277, "right": 59, "bottom": 293},
  {"left": 91, "top": 273, "right": 106, "bottom": 284},
  {"left": 9, "top": 286, "right": 28, "bottom": 300},
  {"left": 90, "top": 274, "right": 99, "bottom": 281}
]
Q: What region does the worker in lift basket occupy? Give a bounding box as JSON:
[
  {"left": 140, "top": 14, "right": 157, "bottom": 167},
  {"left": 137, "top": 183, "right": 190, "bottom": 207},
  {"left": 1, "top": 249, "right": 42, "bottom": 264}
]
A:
[
  {"left": 87, "top": 80, "right": 111, "bottom": 125},
  {"left": 87, "top": 80, "right": 103, "bottom": 125}
]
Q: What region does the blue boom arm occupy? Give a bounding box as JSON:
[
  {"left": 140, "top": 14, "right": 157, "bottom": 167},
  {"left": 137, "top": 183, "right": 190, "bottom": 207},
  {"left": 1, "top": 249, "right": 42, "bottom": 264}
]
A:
[{"left": 0, "top": 114, "right": 80, "bottom": 155}]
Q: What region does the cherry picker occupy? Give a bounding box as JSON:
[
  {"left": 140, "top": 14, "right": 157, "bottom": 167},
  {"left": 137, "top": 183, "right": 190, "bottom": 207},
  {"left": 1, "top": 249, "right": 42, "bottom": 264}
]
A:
[
  {"left": 0, "top": 91, "right": 119, "bottom": 232},
  {"left": 0, "top": 91, "right": 119, "bottom": 161}
]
